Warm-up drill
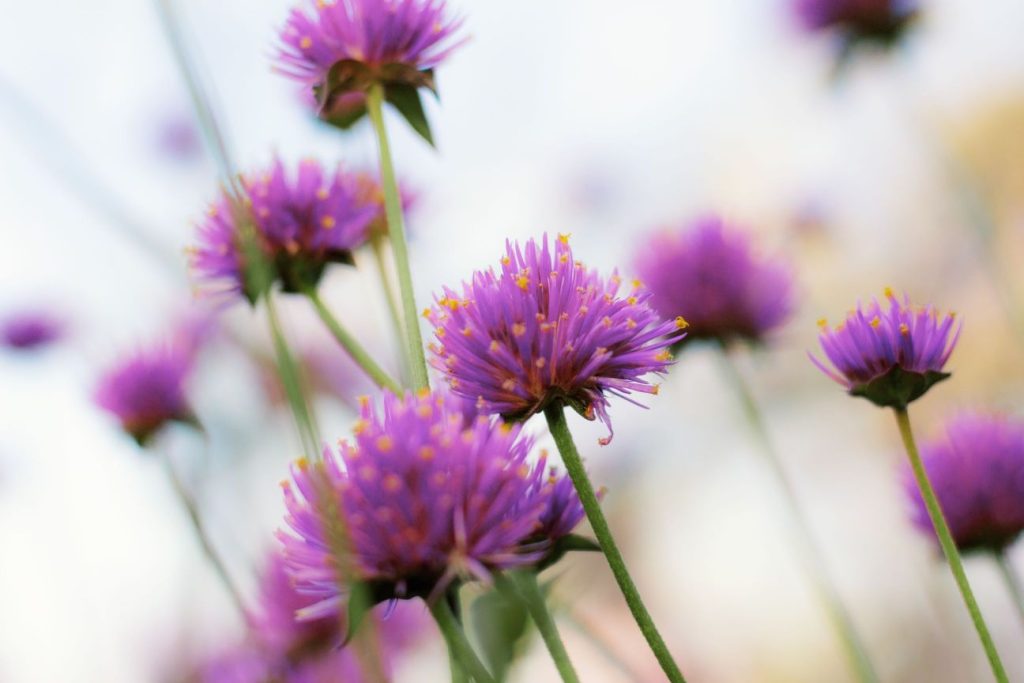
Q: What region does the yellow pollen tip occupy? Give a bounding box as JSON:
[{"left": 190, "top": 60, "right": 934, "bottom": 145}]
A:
[
  {"left": 817, "top": 318, "right": 828, "bottom": 328},
  {"left": 627, "top": 296, "right": 638, "bottom": 305},
  {"left": 316, "top": 188, "right": 329, "bottom": 200},
  {"left": 652, "top": 384, "right": 661, "bottom": 395},
  {"left": 300, "top": 36, "right": 313, "bottom": 49},
  {"left": 500, "top": 256, "right": 511, "bottom": 266},
  {"left": 512, "top": 322, "right": 526, "bottom": 337},
  {"left": 675, "top": 316, "right": 689, "bottom": 329},
  {"left": 422, "top": 308, "right": 431, "bottom": 318},
  {"left": 489, "top": 340, "right": 500, "bottom": 352},
  {"left": 418, "top": 446, "right": 435, "bottom": 461},
  {"left": 320, "top": 215, "right": 336, "bottom": 229},
  {"left": 869, "top": 316, "right": 881, "bottom": 329},
  {"left": 655, "top": 350, "right": 672, "bottom": 362},
  {"left": 899, "top": 323, "right": 909, "bottom": 335},
  {"left": 375, "top": 435, "right": 394, "bottom": 452},
  {"left": 516, "top": 275, "right": 530, "bottom": 290},
  {"left": 295, "top": 457, "right": 309, "bottom": 470},
  {"left": 461, "top": 325, "right": 473, "bottom": 336},
  {"left": 558, "top": 232, "right": 571, "bottom": 244},
  {"left": 883, "top": 286, "right": 894, "bottom": 298}
]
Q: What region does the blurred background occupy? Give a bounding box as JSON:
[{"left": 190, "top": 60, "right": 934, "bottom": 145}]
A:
[{"left": 1, "top": 0, "right": 1023, "bottom": 681}]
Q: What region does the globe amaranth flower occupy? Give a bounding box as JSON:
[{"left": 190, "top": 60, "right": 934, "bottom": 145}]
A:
[
  {"left": 0, "top": 309, "right": 65, "bottom": 351},
  {"left": 904, "top": 412, "right": 1024, "bottom": 553},
  {"left": 189, "top": 158, "right": 376, "bottom": 303},
  {"left": 810, "top": 289, "right": 960, "bottom": 408},
  {"left": 277, "top": 0, "right": 465, "bottom": 140},
  {"left": 278, "top": 390, "right": 553, "bottom": 617},
  {"left": 634, "top": 215, "right": 793, "bottom": 346},
  {"left": 794, "top": 0, "right": 918, "bottom": 50},
  {"left": 94, "top": 339, "right": 196, "bottom": 446},
  {"left": 425, "top": 234, "right": 687, "bottom": 445}
]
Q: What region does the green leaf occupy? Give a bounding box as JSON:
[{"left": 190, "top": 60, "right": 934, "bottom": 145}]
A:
[
  {"left": 385, "top": 84, "right": 434, "bottom": 147},
  {"left": 471, "top": 585, "right": 530, "bottom": 682},
  {"left": 539, "top": 533, "right": 602, "bottom": 571}
]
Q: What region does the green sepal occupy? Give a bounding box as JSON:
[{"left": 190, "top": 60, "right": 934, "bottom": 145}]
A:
[
  {"left": 849, "top": 367, "right": 951, "bottom": 409},
  {"left": 472, "top": 582, "right": 530, "bottom": 682},
  {"left": 537, "top": 533, "right": 602, "bottom": 571},
  {"left": 385, "top": 83, "right": 434, "bottom": 147}
]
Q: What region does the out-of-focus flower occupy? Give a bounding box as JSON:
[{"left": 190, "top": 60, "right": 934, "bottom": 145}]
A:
[
  {"left": 278, "top": 390, "right": 551, "bottom": 616},
  {"left": 0, "top": 309, "right": 65, "bottom": 351},
  {"left": 793, "top": 0, "right": 918, "bottom": 48},
  {"left": 250, "top": 551, "right": 338, "bottom": 659},
  {"left": 634, "top": 216, "right": 793, "bottom": 346},
  {"left": 94, "top": 336, "right": 196, "bottom": 446},
  {"left": 904, "top": 412, "right": 1024, "bottom": 554},
  {"left": 426, "top": 234, "right": 685, "bottom": 444},
  {"left": 810, "top": 289, "right": 960, "bottom": 408},
  {"left": 353, "top": 171, "right": 417, "bottom": 238},
  {"left": 155, "top": 112, "right": 203, "bottom": 163},
  {"left": 276, "top": 0, "right": 465, "bottom": 139},
  {"left": 189, "top": 158, "right": 376, "bottom": 303}
]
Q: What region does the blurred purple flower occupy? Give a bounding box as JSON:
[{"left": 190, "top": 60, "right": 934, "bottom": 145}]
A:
[
  {"left": 155, "top": 112, "right": 203, "bottom": 163},
  {"left": 278, "top": 390, "right": 551, "bottom": 616},
  {"left": 0, "top": 309, "right": 65, "bottom": 351},
  {"left": 531, "top": 459, "right": 587, "bottom": 544},
  {"left": 904, "top": 412, "right": 1024, "bottom": 553},
  {"left": 426, "top": 234, "right": 685, "bottom": 445},
  {"left": 250, "top": 550, "right": 338, "bottom": 658},
  {"left": 810, "top": 289, "right": 960, "bottom": 408},
  {"left": 634, "top": 216, "right": 794, "bottom": 345},
  {"left": 277, "top": 0, "right": 465, "bottom": 123},
  {"left": 94, "top": 335, "right": 196, "bottom": 445},
  {"left": 793, "top": 0, "right": 918, "bottom": 47},
  {"left": 189, "top": 158, "right": 376, "bottom": 303}
]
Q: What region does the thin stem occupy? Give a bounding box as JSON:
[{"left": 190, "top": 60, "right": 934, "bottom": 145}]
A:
[
  {"left": 717, "top": 348, "right": 878, "bottom": 683},
  {"left": 370, "top": 233, "right": 408, "bottom": 380},
  {"left": 365, "top": 84, "right": 430, "bottom": 391},
  {"left": 303, "top": 285, "right": 402, "bottom": 393},
  {"left": 894, "top": 407, "right": 1008, "bottom": 683},
  {"left": 994, "top": 551, "right": 1024, "bottom": 628},
  {"left": 499, "top": 571, "right": 581, "bottom": 683},
  {"left": 159, "top": 447, "right": 247, "bottom": 619},
  {"left": 543, "top": 404, "right": 686, "bottom": 683},
  {"left": 430, "top": 598, "right": 496, "bottom": 683}
]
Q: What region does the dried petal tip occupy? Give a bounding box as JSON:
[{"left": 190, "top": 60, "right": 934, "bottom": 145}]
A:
[
  {"left": 793, "top": 0, "right": 919, "bottom": 55},
  {"left": 904, "top": 413, "right": 1024, "bottom": 553},
  {"left": 810, "top": 291, "right": 960, "bottom": 408},
  {"left": 427, "top": 234, "right": 684, "bottom": 443}
]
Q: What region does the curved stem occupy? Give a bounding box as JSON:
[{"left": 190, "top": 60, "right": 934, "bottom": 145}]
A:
[
  {"left": 994, "top": 551, "right": 1024, "bottom": 628},
  {"left": 894, "top": 407, "right": 1008, "bottom": 683},
  {"left": 430, "top": 598, "right": 495, "bottom": 683},
  {"left": 501, "top": 572, "right": 580, "bottom": 683},
  {"left": 365, "top": 84, "right": 430, "bottom": 391},
  {"left": 159, "top": 447, "right": 247, "bottom": 619},
  {"left": 543, "top": 404, "right": 686, "bottom": 683},
  {"left": 303, "top": 286, "right": 402, "bottom": 393},
  {"left": 717, "top": 348, "right": 878, "bottom": 683}
]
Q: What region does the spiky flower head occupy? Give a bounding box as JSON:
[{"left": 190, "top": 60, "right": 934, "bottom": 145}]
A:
[
  {"left": 634, "top": 216, "right": 793, "bottom": 346},
  {"left": 250, "top": 551, "right": 338, "bottom": 659},
  {"left": 0, "top": 309, "right": 65, "bottom": 351},
  {"left": 279, "top": 390, "right": 556, "bottom": 616},
  {"left": 426, "top": 234, "right": 686, "bottom": 445},
  {"left": 810, "top": 289, "right": 960, "bottom": 408},
  {"left": 904, "top": 412, "right": 1024, "bottom": 553},
  {"left": 793, "top": 0, "right": 918, "bottom": 51},
  {"left": 189, "top": 158, "right": 376, "bottom": 303},
  {"left": 94, "top": 339, "right": 195, "bottom": 446},
  {"left": 277, "top": 0, "right": 465, "bottom": 142}
]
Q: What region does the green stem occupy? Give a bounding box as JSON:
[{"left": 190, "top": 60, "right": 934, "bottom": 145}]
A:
[
  {"left": 499, "top": 572, "right": 580, "bottom": 683},
  {"left": 430, "top": 598, "right": 495, "bottom": 683},
  {"left": 303, "top": 285, "right": 402, "bottom": 393},
  {"left": 543, "top": 404, "right": 686, "bottom": 683},
  {"left": 994, "top": 551, "right": 1024, "bottom": 628},
  {"left": 159, "top": 447, "right": 247, "bottom": 619},
  {"left": 717, "top": 348, "right": 878, "bottom": 683},
  {"left": 365, "top": 84, "right": 429, "bottom": 391},
  {"left": 370, "top": 233, "right": 408, "bottom": 380},
  {"left": 894, "top": 407, "right": 1008, "bottom": 683}
]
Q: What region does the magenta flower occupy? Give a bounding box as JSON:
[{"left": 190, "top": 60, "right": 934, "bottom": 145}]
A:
[
  {"left": 250, "top": 551, "right": 339, "bottom": 658},
  {"left": 810, "top": 289, "right": 960, "bottom": 408},
  {"left": 0, "top": 309, "right": 65, "bottom": 351},
  {"left": 189, "top": 158, "right": 376, "bottom": 303},
  {"left": 793, "top": 0, "right": 918, "bottom": 48},
  {"left": 94, "top": 340, "right": 195, "bottom": 445},
  {"left": 904, "top": 413, "right": 1024, "bottom": 553},
  {"left": 276, "top": 0, "right": 465, "bottom": 138},
  {"left": 426, "top": 234, "right": 686, "bottom": 444},
  {"left": 278, "top": 390, "right": 552, "bottom": 616},
  {"left": 634, "top": 216, "right": 793, "bottom": 345}
]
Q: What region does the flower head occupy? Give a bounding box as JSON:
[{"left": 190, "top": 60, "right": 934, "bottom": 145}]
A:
[
  {"left": 250, "top": 551, "right": 339, "bottom": 658},
  {"left": 793, "top": 0, "right": 918, "bottom": 49},
  {"left": 277, "top": 0, "right": 465, "bottom": 137},
  {"left": 189, "top": 158, "right": 376, "bottom": 303},
  {"left": 426, "top": 234, "right": 685, "bottom": 444},
  {"left": 904, "top": 412, "right": 1024, "bottom": 553},
  {"left": 0, "top": 309, "right": 65, "bottom": 351},
  {"left": 279, "top": 390, "right": 552, "bottom": 615},
  {"left": 94, "top": 339, "right": 195, "bottom": 445},
  {"left": 634, "top": 216, "right": 793, "bottom": 345},
  {"left": 810, "top": 289, "right": 960, "bottom": 408}
]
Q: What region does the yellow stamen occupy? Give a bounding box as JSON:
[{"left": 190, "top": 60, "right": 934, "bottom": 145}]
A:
[
  {"left": 675, "top": 316, "right": 689, "bottom": 329},
  {"left": 320, "top": 215, "right": 336, "bottom": 229}
]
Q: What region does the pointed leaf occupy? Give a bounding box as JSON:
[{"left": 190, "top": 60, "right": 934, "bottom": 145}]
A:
[
  {"left": 471, "top": 585, "right": 529, "bottom": 682},
  {"left": 385, "top": 84, "right": 434, "bottom": 147}
]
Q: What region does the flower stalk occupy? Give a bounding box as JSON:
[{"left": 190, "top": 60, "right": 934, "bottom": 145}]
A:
[
  {"left": 495, "top": 571, "right": 580, "bottom": 683},
  {"left": 430, "top": 597, "right": 496, "bottom": 683}
]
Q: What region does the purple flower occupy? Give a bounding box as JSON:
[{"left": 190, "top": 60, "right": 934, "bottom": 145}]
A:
[
  {"left": 189, "top": 158, "right": 376, "bottom": 303},
  {"left": 94, "top": 337, "right": 195, "bottom": 445},
  {"left": 532, "top": 461, "right": 587, "bottom": 544},
  {"left": 904, "top": 412, "right": 1024, "bottom": 553},
  {"left": 277, "top": 0, "right": 465, "bottom": 131},
  {"left": 278, "top": 390, "right": 551, "bottom": 616},
  {"left": 634, "top": 216, "right": 794, "bottom": 345},
  {"left": 810, "top": 289, "right": 960, "bottom": 408},
  {"left": 0, "top": 309, "right": 65, "bottom": 351},
  {"left": 426, "top": 234, "right": 686, "bottom": 445},
  {"left": 793, "top": 0, "right": 918, "bottom": 46},
  {"left": 250, "top": 551, "right": 339, "bottom": 658}
]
